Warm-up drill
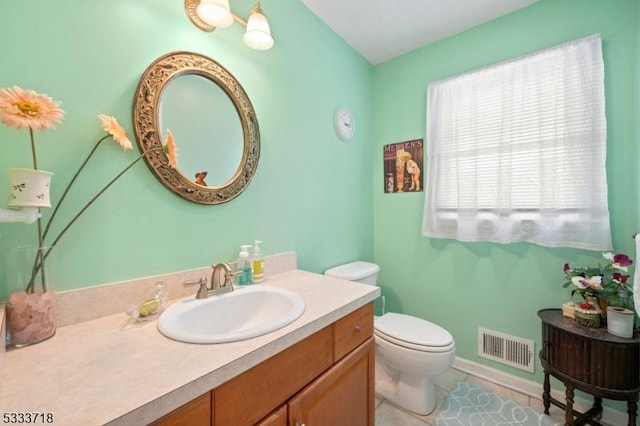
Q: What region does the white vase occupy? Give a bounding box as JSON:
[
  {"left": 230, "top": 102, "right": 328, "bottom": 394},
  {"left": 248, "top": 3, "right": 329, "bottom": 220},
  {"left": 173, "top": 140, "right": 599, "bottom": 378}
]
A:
[
  {"left": 7, "top": 168, "right": 54, "bottom": 208},
  {"left": 607, "top": 307, "right": 634, "bottom": 338}
]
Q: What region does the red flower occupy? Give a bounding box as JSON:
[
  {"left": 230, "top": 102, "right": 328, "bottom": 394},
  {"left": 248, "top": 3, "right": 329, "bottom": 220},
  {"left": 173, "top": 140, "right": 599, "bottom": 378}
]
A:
[
  {"left": 563, "top": 263, "right": 570, "bottom": 274},
  {"left": 613, "top": 272, "right": 629, "bottom": 284},
  {"left": 613, "top": 254, "right": 633, "bottom": 267}
]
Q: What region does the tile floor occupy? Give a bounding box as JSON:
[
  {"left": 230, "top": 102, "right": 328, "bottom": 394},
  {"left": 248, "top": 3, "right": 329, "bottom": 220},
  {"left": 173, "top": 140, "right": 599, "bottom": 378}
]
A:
[{"left": 374, "top": 367, "right": 569, "bottom": 425}]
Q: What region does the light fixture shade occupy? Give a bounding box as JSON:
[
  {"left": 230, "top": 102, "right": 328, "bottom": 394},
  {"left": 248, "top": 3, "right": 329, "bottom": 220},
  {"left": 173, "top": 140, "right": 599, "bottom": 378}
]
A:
[
  {"left": 197, "top": 0, "right": 234, "bottom": 28},
  {"left": 243, "top": 4, "right": 274, "bottom": 50}
]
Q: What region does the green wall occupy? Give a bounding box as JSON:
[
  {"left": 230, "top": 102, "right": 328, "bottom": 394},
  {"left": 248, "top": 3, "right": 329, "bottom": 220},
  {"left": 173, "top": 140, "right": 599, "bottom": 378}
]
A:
[
  {"left": 372, "top": 0, "right": 638, "bottom": 389},
  {"left": 2, "top": 0, "right": 639, "bottom": 411},
  {"left": 0, "top": 0, "right": 374, "bottom": 297}
]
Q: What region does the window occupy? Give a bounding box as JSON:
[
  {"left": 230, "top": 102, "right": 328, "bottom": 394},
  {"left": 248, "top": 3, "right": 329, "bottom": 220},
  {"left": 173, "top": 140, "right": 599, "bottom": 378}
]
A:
[{"left": 422, "top": 35, "right": 611, "bottom": 250}]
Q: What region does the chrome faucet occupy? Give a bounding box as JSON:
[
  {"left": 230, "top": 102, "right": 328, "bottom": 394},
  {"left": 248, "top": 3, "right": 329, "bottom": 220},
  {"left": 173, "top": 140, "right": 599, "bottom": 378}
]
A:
[{"left": 183, "top": 262, "right": 238, "bottom": 299}]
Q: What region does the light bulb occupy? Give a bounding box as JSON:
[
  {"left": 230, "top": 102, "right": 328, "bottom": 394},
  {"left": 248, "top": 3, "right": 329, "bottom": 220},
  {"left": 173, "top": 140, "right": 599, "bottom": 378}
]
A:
[
  {"left": 196, "top": 0, "right": 233, "bottom": 28},
  {"left": 243, "top": 4, "right": 274, "bottom": 50}
]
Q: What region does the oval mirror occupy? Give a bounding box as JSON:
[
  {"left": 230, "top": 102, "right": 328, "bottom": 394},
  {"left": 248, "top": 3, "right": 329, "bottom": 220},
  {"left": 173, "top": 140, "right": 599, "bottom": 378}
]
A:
[{"left": 132, "top": 51, "right": 260, "bottom": 204}]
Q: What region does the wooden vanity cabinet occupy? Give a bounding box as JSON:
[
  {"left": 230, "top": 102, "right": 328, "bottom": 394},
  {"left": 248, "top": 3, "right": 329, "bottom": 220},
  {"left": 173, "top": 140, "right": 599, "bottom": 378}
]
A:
[
  {"left": 154, "top": 302, "right": 375, "bottom": 426},
  {"left": 218, "top": 302, "right": 375, "bottom": 426}
]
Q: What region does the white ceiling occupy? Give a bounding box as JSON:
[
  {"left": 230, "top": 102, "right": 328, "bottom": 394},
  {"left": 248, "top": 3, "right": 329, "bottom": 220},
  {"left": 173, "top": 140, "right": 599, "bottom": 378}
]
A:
[{"left": 300, "top": 0, "right": 539, "bottom": 65}]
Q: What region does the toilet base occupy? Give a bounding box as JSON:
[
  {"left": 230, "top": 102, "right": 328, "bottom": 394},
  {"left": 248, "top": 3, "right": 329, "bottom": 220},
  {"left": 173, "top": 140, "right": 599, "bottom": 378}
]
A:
[{"left": 375, "top": 365, "right": 437, "bottom": 415}]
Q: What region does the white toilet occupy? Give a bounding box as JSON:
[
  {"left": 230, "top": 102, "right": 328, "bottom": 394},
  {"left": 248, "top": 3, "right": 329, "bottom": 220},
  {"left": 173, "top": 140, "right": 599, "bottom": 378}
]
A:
[{"left": 324, "top": 261, "right": 456, "bottom": 415}]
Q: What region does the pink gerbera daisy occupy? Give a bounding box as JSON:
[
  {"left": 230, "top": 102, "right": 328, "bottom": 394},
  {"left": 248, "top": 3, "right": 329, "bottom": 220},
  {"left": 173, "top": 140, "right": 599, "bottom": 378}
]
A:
[
  {"left": 0, "top": 86, "right": 64, "bottom": 130},
  {"left": 98, "top": 114, "right": 132, "bottom": 150},
  {"left": 163, "top": 129, "right": 178, "bottom": 169}
]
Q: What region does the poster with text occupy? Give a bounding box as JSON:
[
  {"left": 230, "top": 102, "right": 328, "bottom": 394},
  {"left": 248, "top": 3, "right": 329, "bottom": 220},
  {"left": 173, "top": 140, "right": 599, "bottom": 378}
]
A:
[{"left": 383, "top": 139, "right": 424, "bottom": 193}]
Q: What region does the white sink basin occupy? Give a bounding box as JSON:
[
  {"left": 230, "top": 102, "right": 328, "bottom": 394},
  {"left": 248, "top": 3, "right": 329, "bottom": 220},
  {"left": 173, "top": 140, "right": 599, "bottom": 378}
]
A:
[{"left": 157, "top": 285, "right": 306, "bottom": 344}]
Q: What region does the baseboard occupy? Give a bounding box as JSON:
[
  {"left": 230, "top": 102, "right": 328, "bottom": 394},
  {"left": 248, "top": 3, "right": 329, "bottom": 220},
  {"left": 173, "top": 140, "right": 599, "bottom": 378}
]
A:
[{"left": 452, "top": 356, "right": 629, "bottom": 425}]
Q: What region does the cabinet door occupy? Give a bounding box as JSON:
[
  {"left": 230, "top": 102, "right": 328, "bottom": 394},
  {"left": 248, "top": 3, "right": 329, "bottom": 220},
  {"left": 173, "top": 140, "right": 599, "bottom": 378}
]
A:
[
  {"left": 288, "top": 337, "right": 374, "bottom": 426},
  {"left": 151, "top": 392, "right": 211, "bottom": 426}
]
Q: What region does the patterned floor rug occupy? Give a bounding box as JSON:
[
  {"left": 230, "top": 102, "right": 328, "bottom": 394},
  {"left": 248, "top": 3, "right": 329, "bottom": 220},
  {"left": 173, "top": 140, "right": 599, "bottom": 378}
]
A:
[{"left": 434, "top": 381, "right": 561, "bottom": 426}]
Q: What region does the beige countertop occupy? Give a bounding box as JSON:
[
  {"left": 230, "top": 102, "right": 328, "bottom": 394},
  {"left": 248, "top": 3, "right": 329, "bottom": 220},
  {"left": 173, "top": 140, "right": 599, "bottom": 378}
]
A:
[{"left": 0, "top": 269, "right": 379, "bottom": 425}]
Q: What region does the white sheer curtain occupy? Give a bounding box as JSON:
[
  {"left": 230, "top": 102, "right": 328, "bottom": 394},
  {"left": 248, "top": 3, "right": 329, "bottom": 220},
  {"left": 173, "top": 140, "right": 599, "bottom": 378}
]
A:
[{"left": 422, "top": 34, "right": 611, "bottom": 250}]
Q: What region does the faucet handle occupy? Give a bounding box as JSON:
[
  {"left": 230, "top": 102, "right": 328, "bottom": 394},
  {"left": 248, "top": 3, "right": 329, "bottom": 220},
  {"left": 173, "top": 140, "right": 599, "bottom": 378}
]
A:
[
  {"left": 225, "top": 268, "right": 244, "bottom": 289},
  {"left": 229, "top": 270, "right": 244, "bottom": 286},
  {"left": 184, "top": 276, "right": 208, "bottom": 299}
]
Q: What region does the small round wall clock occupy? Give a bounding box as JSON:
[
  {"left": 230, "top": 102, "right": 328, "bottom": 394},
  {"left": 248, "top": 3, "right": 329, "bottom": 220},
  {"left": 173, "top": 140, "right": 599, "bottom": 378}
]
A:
[{"left": 334, "top": 107, "right": 355, "bottom": 141}]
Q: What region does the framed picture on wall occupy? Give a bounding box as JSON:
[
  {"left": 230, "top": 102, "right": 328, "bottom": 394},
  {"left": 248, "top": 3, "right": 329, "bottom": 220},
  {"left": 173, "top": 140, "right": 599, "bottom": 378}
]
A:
[{"left": 383, "top": 139, "right": 424, "bottom": 193}]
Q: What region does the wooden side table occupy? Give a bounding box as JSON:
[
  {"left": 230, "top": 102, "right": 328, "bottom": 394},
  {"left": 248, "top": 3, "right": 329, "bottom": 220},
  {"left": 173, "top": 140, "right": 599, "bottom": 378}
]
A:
[{"left": 538, "top": 309, "right": 640, "bottom": 425}]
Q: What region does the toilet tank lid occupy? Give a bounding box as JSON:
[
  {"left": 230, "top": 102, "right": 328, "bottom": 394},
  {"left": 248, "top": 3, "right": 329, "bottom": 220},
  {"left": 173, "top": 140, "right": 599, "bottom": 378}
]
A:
[{"left": 324, "top": 261, "right": 380, "bottom": 281}]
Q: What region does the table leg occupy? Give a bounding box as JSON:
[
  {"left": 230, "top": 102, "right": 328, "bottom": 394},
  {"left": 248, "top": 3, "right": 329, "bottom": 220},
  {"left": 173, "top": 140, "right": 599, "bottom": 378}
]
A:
[
  {"left": 565, "top": 384, "right": 575, "bottom": 426},
  {"left": 594, "top": 397, "right": 602, "bottom": 420},
  {"left": 543, "top": 371, "right": 551, "bottom": 414},
  {"left": 628, "top": 398, "right": 637, "bottom": 426}
]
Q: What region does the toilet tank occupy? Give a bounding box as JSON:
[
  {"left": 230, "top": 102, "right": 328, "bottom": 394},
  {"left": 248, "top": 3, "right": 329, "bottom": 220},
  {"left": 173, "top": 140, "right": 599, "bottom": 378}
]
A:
[{"left": 324, "top": 261, "right": 380, "bottom": 285}]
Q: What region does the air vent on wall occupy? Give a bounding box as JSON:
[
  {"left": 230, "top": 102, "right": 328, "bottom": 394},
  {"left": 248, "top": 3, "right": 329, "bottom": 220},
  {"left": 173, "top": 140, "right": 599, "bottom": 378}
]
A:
[{"left": 478, "top": 327, "right": 534, "bottom": 373}]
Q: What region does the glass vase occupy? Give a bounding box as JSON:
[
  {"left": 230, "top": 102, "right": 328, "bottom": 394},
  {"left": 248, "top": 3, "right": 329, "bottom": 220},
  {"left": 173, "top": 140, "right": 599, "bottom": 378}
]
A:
[
  {"left": 609, "top": 289, "right": 634, "bottom": 311},
  {"left": 5, "top": 246, "right": 57, "bottom": 347}
]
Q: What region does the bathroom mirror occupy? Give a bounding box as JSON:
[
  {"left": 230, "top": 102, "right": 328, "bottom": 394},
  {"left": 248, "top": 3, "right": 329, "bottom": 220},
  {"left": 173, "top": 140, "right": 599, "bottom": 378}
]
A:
[{"left": 132, "top": 51, "right": 260, "bottom": 204}]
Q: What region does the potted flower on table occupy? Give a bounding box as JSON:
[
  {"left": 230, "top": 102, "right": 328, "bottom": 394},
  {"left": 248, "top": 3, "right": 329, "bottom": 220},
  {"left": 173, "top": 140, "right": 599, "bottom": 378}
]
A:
[
  {"left": 0, "top": 86, "right": 178, "bottom": 347},
  {"left": 562, "top": 252, "right": 634, "bottom": 328}
]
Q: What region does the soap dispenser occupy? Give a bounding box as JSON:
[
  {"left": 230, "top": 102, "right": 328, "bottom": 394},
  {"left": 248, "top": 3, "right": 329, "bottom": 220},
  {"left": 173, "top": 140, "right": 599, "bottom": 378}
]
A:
[
  {"left": 236, "top": 245, "right": 253, "bottom": 285},
  {"left": 252, "top": 240, "right": 264, "bottom": 283}
]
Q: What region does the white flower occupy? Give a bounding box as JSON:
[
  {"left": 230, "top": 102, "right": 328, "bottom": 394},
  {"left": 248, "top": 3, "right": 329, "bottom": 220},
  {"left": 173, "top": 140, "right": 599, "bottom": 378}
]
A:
[{"left": 571, "top": 275, "right": 603, "bottom": 290}]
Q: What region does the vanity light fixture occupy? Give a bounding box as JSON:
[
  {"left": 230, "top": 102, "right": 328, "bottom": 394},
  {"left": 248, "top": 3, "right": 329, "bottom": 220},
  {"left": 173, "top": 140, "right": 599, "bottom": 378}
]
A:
[{"left": 185, "top": 0, "right": 274, "bottom": 51}]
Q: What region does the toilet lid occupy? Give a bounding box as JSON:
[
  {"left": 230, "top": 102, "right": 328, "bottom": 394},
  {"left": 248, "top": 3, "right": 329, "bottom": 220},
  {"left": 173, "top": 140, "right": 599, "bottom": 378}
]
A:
[
  {"left": 324, "top": 261, "right": 380, "bottom": 281},
  {"left": 375, "top": 313, "right": 453, "bottom": 348}
]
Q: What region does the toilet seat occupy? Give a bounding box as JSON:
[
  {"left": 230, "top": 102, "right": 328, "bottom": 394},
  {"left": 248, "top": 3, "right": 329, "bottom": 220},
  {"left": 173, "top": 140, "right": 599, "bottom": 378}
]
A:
[{"left": 374, "top": 313, "right": 454, "bottom": 353}]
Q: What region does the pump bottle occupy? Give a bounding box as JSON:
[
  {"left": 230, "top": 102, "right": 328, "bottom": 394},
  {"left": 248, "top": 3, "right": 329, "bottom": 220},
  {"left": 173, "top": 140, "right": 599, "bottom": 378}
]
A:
[
  {"left": 252, "top": 240, "right": 264, "bottom": 283},
  {"left": 236, "top": 245, "right": 253, "bottom": 285}
]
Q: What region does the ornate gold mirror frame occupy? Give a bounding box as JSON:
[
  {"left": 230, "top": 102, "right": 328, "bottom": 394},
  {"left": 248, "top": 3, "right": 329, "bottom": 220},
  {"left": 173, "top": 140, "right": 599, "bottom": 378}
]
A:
[{"left": 132, "top": 51, "right": 260, "bottom": 204}]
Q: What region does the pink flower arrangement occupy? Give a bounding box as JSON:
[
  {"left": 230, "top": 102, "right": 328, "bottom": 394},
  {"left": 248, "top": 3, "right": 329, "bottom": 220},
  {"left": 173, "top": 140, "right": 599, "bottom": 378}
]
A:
[
  {"left": 0, "top": 85, "right": 179, "bottom": 346},
  {"left": 563, "top": 252, "right": 634, "bottom": 308},
  {"left": 0, "top": 86, "right": 178, "bottom": 293}
]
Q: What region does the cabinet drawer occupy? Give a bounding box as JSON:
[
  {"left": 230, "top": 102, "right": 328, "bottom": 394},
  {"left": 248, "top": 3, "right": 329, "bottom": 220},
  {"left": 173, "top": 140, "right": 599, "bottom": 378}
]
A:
[
  {"left": 334, "top": 303, "right": 374, "bottom": 361},
  {"left": 214, "top": 325, "right": 333, "bottom": 426}
]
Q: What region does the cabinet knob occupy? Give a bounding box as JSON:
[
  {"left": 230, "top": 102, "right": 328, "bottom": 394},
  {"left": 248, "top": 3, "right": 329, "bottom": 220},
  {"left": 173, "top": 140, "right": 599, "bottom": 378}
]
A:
[
  {"left": 295, "top": 422, "right": 306, "bottom": 426},
  {"left": 354, "top": 325, "right": 362, "bottom": 333}
]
